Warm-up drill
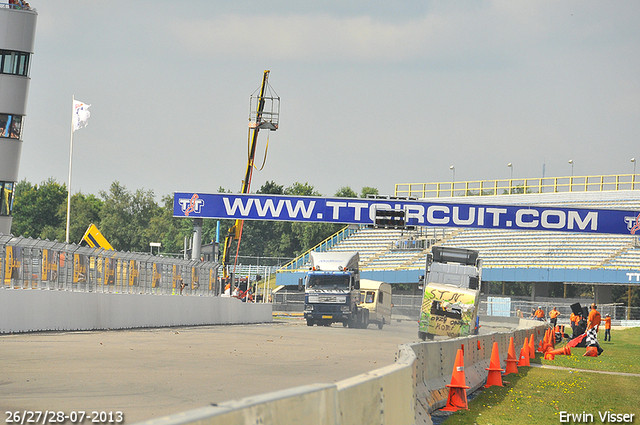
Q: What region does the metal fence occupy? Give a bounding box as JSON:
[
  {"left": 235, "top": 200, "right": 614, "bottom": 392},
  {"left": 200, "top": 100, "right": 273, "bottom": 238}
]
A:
[
  {"left": 395, "top": 173, "right": 640, "bottom": 198},
  {"left": 0, "top": 235, "right": 220, "bottom": 296},
  {"left": 483, "top": 297, "right": 640, "bottom": 322},
  {"left": 271, "top": 291, "right": 640, "bottom": 323}
]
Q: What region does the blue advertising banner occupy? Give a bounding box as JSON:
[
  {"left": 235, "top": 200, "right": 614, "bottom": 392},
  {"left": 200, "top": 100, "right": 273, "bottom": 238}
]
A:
[{"left": 173, "top": 192, "right": 640, "bottom": 236}]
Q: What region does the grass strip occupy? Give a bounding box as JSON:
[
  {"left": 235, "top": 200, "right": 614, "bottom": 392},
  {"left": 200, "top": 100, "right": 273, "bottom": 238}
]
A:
[
  {"left": 440, "top": 327, "right": 640, "bottom": 424},
  {"left": 540, "top": 326, "right": 640, "bottom": 374}
]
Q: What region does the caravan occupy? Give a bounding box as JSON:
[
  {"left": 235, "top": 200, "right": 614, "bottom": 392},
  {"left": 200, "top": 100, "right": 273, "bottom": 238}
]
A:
[{"left": 359, "top": 279, "right": 392, "bottom": 329}]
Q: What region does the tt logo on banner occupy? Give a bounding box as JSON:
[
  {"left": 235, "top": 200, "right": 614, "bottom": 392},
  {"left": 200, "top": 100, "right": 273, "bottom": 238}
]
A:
[
  {"left": 178, "top": 194, "right": 205, "bottom": 216},
  {"left": 624, "top": 213, "right": 640, "bottom": 234}
]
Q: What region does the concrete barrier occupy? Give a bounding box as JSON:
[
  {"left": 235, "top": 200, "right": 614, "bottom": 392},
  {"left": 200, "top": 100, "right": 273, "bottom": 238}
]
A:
[
  {"left": 0, "top": 290, "right": 272, "bottom": 333},
  {"left": 134, "top": 319, "right": 546, "bottom": 425}
]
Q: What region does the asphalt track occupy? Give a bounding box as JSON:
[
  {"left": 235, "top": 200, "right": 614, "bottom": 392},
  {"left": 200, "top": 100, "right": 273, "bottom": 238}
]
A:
[{"left": 0, "top": 318, "right": 420, "bottom": 424}]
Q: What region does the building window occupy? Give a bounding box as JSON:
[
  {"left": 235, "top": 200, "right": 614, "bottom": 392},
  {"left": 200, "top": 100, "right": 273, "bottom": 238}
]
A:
[
  {"left": 0, "top": 114, "right": 23, "bottom": 139},
  {"left": 0, "top": 50, "right": 31, "bottom": 77},
  {"left": 0, "top": 182, "right": 15, "bottom": 216}
]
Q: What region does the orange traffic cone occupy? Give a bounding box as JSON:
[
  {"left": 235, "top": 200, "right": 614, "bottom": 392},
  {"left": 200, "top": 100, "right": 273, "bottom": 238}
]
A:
[
  {"left": 547, "top": 346, "right": 571, "bottom": 356},
  {"left": 505, "top": 337, "right": 518, "bottom": 375},
  {"left": 485, "top": 342, "right": 504, "bottom": 388},
  {"left": 583, "top": 346, "right": 598, "bottom": 357},
  {"left": 518, "top": 337, "right": 530, "bottom": 367},
  {"left": 538, "top": 330, "right": 546, "bottom": 353},
  {"left": 543, "top": 329, "right": 554, "bottom": 353},
  {"left": 442, "top": 349, "right": 470, "bottom": 412},
  {"left": 529, "top": 333, "right": 535, "bottom": 359},
  {"left": 544, "top": 352, "right": 555, "bottom": 360}
]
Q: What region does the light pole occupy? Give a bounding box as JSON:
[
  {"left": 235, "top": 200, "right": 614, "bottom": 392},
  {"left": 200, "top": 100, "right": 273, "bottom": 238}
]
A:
[
  {"left": 568, "top": 159, "right": 574, "bottom": 192},
  {"left": 632, "top": 158, "right": 636, "bottom": 189},
  {"left": 507, "top": 162, "right": 513, "bottom": 194},
  {"left": 450, "top": 165, "right": 455, "bottom": 197},
  {"left": 568, "top": 159, "right": 574, "bottom": 176}
]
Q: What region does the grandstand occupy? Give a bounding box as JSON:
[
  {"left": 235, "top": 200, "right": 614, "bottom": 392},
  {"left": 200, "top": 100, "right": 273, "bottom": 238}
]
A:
[{"left": 276, "top": 176, "right": 640, "bottom": 300}]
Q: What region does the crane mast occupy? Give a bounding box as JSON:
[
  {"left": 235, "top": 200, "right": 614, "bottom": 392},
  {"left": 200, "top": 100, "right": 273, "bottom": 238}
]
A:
[{"left": 222, "top": 70, "right": 279, "bottom": 284}]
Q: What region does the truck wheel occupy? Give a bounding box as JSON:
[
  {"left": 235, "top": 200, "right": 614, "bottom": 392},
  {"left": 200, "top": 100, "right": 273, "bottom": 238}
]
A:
[
  {"left": 306, "top": 319, "right": 314, "bottom": 326},
  {"left": 361, "top": 310, "right": 369, "bottom": 329}
]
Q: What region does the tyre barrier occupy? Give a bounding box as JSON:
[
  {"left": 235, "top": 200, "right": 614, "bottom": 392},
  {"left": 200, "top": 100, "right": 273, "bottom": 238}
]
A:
[{"left": 135, "top": 318, "right": 546, "bottom": 425}]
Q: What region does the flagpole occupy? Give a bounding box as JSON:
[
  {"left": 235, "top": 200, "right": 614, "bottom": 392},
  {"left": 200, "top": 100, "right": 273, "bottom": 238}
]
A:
[{"left": 65, "top": 95, "right": 74, "bottom": 244}]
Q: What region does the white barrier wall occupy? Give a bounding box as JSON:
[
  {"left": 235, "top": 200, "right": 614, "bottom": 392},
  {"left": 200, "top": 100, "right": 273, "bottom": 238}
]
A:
[
  {"left": 0, "top": 290, "right": 272, "bottom": 333},
  {"left": 134, "top": 318, "right": 546, "bottom": 425}
]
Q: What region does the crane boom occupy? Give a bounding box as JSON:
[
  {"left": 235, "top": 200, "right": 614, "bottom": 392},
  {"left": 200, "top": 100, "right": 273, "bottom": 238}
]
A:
[{"left": 222, "top": 70, "right": 274, "bottom": 281}]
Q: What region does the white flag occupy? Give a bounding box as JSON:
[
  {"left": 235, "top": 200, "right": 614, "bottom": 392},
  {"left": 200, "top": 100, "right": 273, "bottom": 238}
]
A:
[{"left": 72, "top": 99, "right": 91, "bottom": 131}]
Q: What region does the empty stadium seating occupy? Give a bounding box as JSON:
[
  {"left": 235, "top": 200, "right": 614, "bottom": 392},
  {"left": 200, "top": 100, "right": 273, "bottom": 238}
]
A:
[{"left": 288, "top": 190, "right": 640, "bottom": 272}]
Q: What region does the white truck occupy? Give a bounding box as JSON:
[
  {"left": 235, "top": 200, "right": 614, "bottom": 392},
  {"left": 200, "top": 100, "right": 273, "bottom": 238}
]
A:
[
  {"left": 418, "top": 246, "right": 482, "bottom": 340},
  {"left": 303, "top": 251, "right": 371, "bottom": 328}
]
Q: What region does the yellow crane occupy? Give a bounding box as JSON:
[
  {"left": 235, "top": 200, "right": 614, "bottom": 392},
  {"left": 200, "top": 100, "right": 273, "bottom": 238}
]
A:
[{"left": 222, "top": 70, "right": 279, "bottom": 283}]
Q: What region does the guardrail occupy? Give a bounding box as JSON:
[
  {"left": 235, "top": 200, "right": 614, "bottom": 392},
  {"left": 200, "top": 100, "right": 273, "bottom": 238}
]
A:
[
  {"left": 134, "top": 318, "right": 546, "bottom": 425},
  {"left": 395, "top": 173, "right": 640, "bottom": 198}
]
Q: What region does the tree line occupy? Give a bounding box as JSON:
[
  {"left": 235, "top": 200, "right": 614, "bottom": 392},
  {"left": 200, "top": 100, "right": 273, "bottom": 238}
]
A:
[
  {"left": 9, "top": 178, "right": 378, "bottom": 261},
  {"left": 9, "top": 178, "right": 639, "bottom": 306}
]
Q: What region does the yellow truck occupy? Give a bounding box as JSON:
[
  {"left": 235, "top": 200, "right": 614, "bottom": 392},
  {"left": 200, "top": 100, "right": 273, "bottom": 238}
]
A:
[
  {"left": 359, "top": 279, "right": 392, "bottom": 329},
  {"left": 418, "top": 246, "right": 482, "bottom": 340}
]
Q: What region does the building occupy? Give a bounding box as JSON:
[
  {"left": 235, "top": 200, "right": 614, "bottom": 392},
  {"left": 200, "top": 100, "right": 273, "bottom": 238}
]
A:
[{"left": 0, "top": 3, "right": 37, "bottom": 235}]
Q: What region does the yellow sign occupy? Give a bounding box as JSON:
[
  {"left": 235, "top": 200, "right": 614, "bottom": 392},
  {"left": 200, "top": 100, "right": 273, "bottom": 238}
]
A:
[
  {"left": 73, "top": 253, "right": 88, "bottom": 283},
  {"left": 128, "top": 260, "right": 139, "bottom": 286},
  {"left": 82, "top": 224, "right": 114, "bottom": 250},
  {"left": 152, "top": 263, "right": 161, "bottom": 288}
]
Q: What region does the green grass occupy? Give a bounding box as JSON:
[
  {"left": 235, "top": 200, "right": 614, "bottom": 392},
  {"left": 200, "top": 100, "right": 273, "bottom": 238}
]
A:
[
  {"left": 441, "top": 327, "right": 640, "bottom": 424},
  {"left": 539, "top": 327, "right": 640, "bottom": 374}
]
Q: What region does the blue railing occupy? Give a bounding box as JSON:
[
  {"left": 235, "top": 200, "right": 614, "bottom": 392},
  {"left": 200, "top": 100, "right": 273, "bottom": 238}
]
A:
[{"left": 278, "top": 225, "right": 360, "bottom": 272}]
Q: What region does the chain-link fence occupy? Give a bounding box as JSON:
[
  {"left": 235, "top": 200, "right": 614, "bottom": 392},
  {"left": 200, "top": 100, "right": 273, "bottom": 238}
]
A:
[{"left": 0, "top": 235, "right": 220, "bottom": 296}]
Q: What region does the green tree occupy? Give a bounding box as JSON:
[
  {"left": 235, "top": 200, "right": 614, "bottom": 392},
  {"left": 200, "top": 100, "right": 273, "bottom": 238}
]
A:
[
  {"left": 11, "top": 178, "right": 67, "bottom": 239},
  {"left": 99, "top": 182, "right": 161, "bottom": 252},
  {"left": 335, "top": 186, "right": 357, "bottom": 198},
  {"left": 145, "top": 194, "right": 190, "bottom": 254},
  {"left": 55, "top": 192, "right": 103, "bottom": 244},
  {"left": 360, "top": 186, "right": 379, "bottom": 198},
  {"left": 284, "top": 182, "right": 320, "bottom": 196}
]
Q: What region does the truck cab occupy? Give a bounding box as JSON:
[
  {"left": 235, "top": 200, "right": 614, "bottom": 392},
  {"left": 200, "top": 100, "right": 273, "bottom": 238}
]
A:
[
  {"left": 418, "top": 246, "right": 482, "bottom": 340},
  {"left": 303, "top": 251, "right": 369, "bottom": 328}
]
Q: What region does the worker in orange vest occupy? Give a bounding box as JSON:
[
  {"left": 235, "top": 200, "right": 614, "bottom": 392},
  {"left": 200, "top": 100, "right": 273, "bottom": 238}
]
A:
[
  {"left": 549, "top": 307, "right": 561, "bottom": 328},
  {"left": 585, "top": 303, "right": 603, "bottom": 355},
  {"left": 534, "top": 306, "right": 545, "bottom": 321},
  {"left": 604, "top": 313, "right": 612, "bottom": 341}
]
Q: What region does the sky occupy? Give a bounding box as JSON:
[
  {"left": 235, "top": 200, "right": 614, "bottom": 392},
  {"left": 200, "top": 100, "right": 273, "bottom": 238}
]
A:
[{"left": 19, "top": 0, "right": 640, "bottom": 201}]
